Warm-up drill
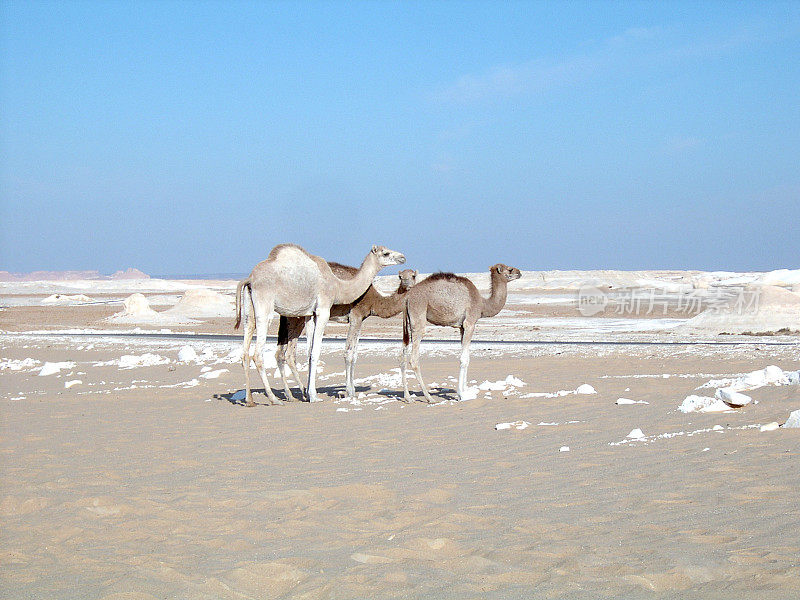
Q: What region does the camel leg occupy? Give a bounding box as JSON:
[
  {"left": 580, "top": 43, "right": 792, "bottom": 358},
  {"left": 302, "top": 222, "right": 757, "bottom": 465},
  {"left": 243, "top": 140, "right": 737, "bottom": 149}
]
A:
[
  {"left": 275, "top": 316, "right": 293, "bottom": 400},
  {"left": 401, "top": 341, "right": 412, "bottom": 402},
  {"left": 401, "top": 306, "right": 412, "bottom": 402},
  {"left": 409, "top": 320, "right": 435, "bottom": 404},
  {"left": 251, "top": 295, "right": 283, "bottom": 406},
  {"left": 306, "top": 305, "right": 330, "bottom": 403},
  {"left": 276, "top": 316, "right": 306, "bottom": 401},
  {"left": 344, "top": 312, "right": 364, "bottom": 398},
  {"left": 457, "top": 321, "right": 475, "bottom": 400},
  {"left": 285, "top": 317, "right": 309, "bottom": 400},
  {"left": 241, "top": 297, "right": 257, "bottom": 407}
]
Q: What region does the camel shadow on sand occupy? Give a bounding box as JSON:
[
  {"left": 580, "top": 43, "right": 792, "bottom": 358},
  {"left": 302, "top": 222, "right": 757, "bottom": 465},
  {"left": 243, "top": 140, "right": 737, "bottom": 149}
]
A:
[
  {"left": 374, "top": 386, "right": 458, "bottom": 402},
  {"left": 215, "top": 385, "right": 457, "bottom": 405},
  {"left": 216, "top": 385, "right": 375, "bottom": 406}
]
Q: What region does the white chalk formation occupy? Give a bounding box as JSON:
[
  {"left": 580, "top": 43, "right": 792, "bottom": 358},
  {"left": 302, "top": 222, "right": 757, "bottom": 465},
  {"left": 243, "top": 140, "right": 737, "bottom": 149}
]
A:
[
  {"left": 521, "top": 383, "right": 597, "bottom": 399},
  {"left": 678, "top": 395, "right": 732, "bottom": 413},
  {"left": 783, "top": 409, "right": 800, "bottom": 428},
  {"left": 478, "top": 375, "right": 526, "bottom": 393},
  {"left": 164, "top": 288, "right": 234, "bottom": 318},
  {"left": 679, "top": 365, "right": 799, "bottom": 413},
  {"left": 715, "top": 387, "right": 752, "bottom": 407},
  {"left": 106, "top": 293, "right": 197, "bottom": 324},
  {"left": 616, "top": 398, "right": 649, "bottom": 405},
  {"left": 38, "top": 361, "right": 76, "bottom": 376},
  {"left": 495, "top": 421, "right": 530, "bottom": 431},
  {"left": 626, "top": 428, "right": 645, "bottom": 440},
  {"left": 106, "top": 289, "right": 233, "bottom": 324},
  {"left": 178, "top": 345, "right": 199, "bottom": 363},
  {"left": 679, "top": 285, "right": 800, "bottom": 335},
  {"left": 42, "top": 294, "right": 94, "bottom": 305}
]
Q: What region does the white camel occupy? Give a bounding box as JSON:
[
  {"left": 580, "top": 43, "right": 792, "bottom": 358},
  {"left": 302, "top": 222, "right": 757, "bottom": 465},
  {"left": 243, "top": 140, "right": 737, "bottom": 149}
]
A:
[
  {"left": 273, "top": 266, "right": 418, "bottom": 400},
  {"left": 234, "top": 243, "right": 405, "bottom": 405}
]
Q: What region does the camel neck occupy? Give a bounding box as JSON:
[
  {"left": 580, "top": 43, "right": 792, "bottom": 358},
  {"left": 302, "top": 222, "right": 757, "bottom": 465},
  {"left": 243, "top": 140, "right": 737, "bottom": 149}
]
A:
[
  {"left": 481, "top": 272, "right": 509, "bottom": 318},
  {"left": 371, "top": 281, "right": 412, "bottom": 318},
  {"left": 333, "top": 253, "right": 379, "bottom": 304}
]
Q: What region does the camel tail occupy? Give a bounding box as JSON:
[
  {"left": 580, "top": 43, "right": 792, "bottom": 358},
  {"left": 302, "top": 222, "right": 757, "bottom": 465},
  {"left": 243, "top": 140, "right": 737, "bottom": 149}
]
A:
[
  {"left": 234, "top": 277, "right": 251, "bottom": 330},
  {"left": 402, "top": 301, "right": 410, "bottom": 346},
  {"left": 277, "top": 316, "right": 289, "bottom": 346}
]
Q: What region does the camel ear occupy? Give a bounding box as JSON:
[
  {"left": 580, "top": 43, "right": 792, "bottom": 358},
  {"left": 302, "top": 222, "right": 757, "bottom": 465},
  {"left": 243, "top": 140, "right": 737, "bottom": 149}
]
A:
[
  {"left": 414, "top": 270, "right": 419, "bottom": 277},
  {"left": 372, "top": 245, "right": 379, "bottom": 254},
  {"left": 496, "top": 265, "right": 502, "bottom": 274}
]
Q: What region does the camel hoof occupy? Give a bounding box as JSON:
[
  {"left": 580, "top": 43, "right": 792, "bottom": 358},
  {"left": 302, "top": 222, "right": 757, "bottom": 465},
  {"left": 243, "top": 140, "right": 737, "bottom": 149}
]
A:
[
  {"left": 246, "top": 400, "right": 256, "bottom": 407},
  {"left": 270, "top": 399, "right": 285, "bottom": 406}
]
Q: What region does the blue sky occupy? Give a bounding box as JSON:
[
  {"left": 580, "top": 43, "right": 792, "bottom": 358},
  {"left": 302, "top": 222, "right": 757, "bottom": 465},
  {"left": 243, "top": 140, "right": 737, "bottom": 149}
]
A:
[{"left": 1, "top": 1, "right": 798, "bottom": 276}]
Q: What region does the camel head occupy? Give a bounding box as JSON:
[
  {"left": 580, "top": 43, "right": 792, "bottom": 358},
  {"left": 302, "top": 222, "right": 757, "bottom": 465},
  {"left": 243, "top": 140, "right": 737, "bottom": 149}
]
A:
[
  {"left": 398, "top": 269, "right": 418, "bottom": 289},
  {"left": 371, "top": 245, "right": 406, "bottom": 267},
  {"left": 492, "top": 264, "right": 522, "bottom": 282}
]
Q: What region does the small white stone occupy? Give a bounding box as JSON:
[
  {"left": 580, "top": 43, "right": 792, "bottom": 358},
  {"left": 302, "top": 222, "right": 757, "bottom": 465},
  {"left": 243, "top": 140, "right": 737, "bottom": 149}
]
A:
[
  {"left": 64, "top": 379, "right": 82, "bottom": 388},
  {"left": 627, "top": 428, "right": 645, "bottom": 440},
  {"left": 38, "top": 361, "right": 75, "bottom": 377},
  {"left": 200, "top": 368, "right": 228, "bottom": 379},
  {"left": 505, "top": 375, "right": 525, "bottom": 387},
  {"left": 576, "top": 384, "right": 596, "bottom": 395},
  {"left": 715, "top": 387, "right": 752, "bottom": 407},
  {"left": 616, "top": 398, "right": 649, "bottom": 405},
  {"left": 559, "top": 446, "right": 570, "bottom": 452},
  {"left": 495, "top": 420, "right": 530, "bottom": 431},
  {"left": 782, "top": 409, "right": 800, "bottom": 428},
  {"left": 712, "top": 425, "right": 724, "bottom": 431},
  {"left": 760, "top": 422, "right": 780, "bottom": 432},
  {"left": 178, "top": 345, "right": 198, "bottom": 362}
]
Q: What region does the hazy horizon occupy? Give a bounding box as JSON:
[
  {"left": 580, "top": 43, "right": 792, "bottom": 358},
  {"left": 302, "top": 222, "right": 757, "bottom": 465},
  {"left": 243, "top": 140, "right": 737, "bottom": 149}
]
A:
[{"left": 2, "top": 1, "right": 798, "bottom": 275}]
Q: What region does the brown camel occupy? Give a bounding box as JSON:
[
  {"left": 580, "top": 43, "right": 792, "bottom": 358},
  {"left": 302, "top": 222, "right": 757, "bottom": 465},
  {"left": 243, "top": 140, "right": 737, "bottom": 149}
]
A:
[
  {"left": 401, "top": 264, "right": 521, "bottom": 402},
  {"left": 274, "top": 266, "right": 418, "bottom": 399},
  {"left": 234, "top": 243, "right": 405, "bottom": 405}
]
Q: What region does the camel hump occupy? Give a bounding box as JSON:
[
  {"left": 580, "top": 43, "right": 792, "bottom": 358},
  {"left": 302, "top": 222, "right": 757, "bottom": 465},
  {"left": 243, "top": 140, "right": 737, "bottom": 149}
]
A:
[
  {"left": 422, "top": 272, "right": 477, "bottom": 294},
  {"left": 267, "top": 243, "right": 313, "bottom": 261},
  {"left": 265, "top": 243, "right": 332, "bottom": 274},
  {"left": 426, "top": 272, "right": 468, "bottom": 284}
]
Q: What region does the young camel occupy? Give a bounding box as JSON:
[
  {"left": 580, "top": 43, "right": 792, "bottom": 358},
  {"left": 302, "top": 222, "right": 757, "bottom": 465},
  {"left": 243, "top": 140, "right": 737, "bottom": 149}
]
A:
[
  {"left": 234, "top": 243, "right": 405, "bottom": 405},
  {"left": 401, "top": 264, "right": 521, "bottom": 403},
  {"left": 274, "top": 267, "right": 418, "bottom": 400}
]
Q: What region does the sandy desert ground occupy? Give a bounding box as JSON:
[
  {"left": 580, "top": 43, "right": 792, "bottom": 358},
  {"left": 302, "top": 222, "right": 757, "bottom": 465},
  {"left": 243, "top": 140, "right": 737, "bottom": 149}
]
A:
[{"left": 2, "top": 270, "right": 799, "bottom": 599}]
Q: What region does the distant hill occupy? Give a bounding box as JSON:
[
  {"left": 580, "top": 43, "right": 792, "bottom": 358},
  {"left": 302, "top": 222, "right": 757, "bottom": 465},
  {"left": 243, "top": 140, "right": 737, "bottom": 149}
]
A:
[
  {"left": 109, "top": 268, "right": 150, "bottom": 280},
  {"left": 0, "top": 268, "right": 150, "bottom": 281}
]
